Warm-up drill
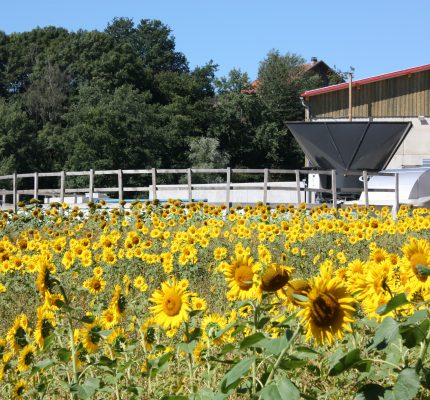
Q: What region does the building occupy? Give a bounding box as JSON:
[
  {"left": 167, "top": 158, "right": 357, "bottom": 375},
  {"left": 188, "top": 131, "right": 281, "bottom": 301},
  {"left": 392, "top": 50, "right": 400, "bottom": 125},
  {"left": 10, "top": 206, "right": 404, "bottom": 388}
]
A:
[
  {"left": 300, "top": 64, "right": 430, "bottom": 168},
  {"left": 242, "top": 57, "right": 340, "bottom": 94}
]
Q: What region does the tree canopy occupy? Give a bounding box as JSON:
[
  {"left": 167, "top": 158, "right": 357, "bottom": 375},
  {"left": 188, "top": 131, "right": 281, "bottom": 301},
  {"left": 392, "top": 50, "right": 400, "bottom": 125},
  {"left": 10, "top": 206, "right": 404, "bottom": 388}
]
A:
[{"left": 0, "top": 18, "right": 341, "bottom": 176}]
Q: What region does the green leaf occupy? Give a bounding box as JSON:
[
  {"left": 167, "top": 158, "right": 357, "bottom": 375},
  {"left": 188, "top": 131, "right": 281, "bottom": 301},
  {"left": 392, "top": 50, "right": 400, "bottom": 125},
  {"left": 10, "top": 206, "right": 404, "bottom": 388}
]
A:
[
  {"left": 384, "top": 368, "right": 420, "bottom": 400},
  {"left": 30, "top": 358, "right": 55, "bottom": 376},
  {"left": 219, "top": 343, "right": 235, "bottom": 356},
  {"left": 240, "top": 332, "right": 266, "bottom": 349},
  {"left": 79, "top": 315, "right": 95, "bottom": 324},
  {"left": 258, "top": 377, "right": 300, "bottom": 400},
  {"left": 70, "top": 377, "right": 100, "bottom": 399},
  {"left": 260, "top": 336, "right": 289, "bottom": 356},
  {"left": 329, "top": 349, "right": 363, "bottom": 376},
  {"left": 400, "top": 319, "right": 430, "bottom": 348},
  {"left": 368, "top": 317, "right": 400, "bottom": 350},
  {"left": 376, "top": 293, "right": 409, "bottom": 316},
  {"left": 404, "top": 309, "right": 427, "bottom": 325},
  {"left": 178, "top": 340, "right": 197, "bottom": 354},
  {"left": 416, "top": 264, "right": 430, "bottom": 276},
  {"left": 292, "top": 294, "right": 308, "bottom": 302},
  {"left": 355, "top": 384, "right": 385, "bottom": 400},
  {"left": 220, "top": 356, "right": 255, "bottom": 393},
  {"left": 57, "top": 348, "right": 72, "bottom": 362},
  {"left": 278, "top": 358, "right": 307, "bottom": 370}
]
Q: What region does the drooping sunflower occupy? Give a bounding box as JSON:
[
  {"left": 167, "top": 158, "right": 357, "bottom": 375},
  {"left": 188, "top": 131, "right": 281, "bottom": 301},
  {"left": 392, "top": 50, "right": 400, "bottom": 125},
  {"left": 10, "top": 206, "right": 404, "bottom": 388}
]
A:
[
  {"left": 16, "top": 343, "right": 35, "bottom": 372},
  {"left": 34, "top": 307, "right": 56, "bottom": 349},
  {"left": 81, "top": 317, "right": 104, "bottom": 354},
  {"left": 201, "top": 313, "right": 228, "bottom": 345},
  {"left": 109, "top": 285, "right": 127, "bottom": 321},
  {"left": 35, "top": 260, "right": 56, "bottom": 298},
  {"left": 283, "top": 279, "right": 311, "bottom": 310},
  {"left": 6, "top": 314, "right": 30, "bottom": 353},
  {"left": 149, "top": 278, "right": 191, "bottom": 330},
  {"left": 222, "top": 255, "right": 262, "bottom": 301},
  {"left": 401, "top": 237, "right": 430, "bottom": 291},
  {"left": 260, "top": 263, "right": 293, "bottom": 293},
  {"left": 297, "top": 268, "right": 356, "bottom": 346},
  {"left": 141, "top": 318, "right": 157, "bottom": 351},
  {"left": 12, "top": 379, "right": 27, "bottom": 399}
]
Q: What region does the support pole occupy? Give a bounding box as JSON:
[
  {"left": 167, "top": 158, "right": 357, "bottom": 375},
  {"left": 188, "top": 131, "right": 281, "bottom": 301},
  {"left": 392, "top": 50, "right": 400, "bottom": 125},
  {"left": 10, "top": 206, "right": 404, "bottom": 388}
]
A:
[
  {"left": 226, "top": 167, "right": 231, "bottom": 210},
  {"left": 392, "top": 173, "right": 399, "bottom": 219},
  {"left": 363, "top": 170, "right": 369, "bottom": 207},
  {"left": 89, "top": 169, "right": 94, "bottom": 203},
  {"left": 33, "top": 172, "right": 39, "bottom": 200},
  {"left": 12, "top": 172, "right": 17, "bottom": 212},
  {"left": 151, "top": 168, "right": 157, "bottom": 201},
  {"left": 60, "top": 171, "right": 65, "bottom": 205},
  {"left": 117, "top": 169, "right": 123, "bottom": 203},
  {"left": 263, "top": 168, "right": 268, "bottom": 205},
  {"left": 187, "top": 168, "right": 192, "bottom": 203},
  {"left": 348, "top": 72, "right": 353, "bottom": 121},
  {"left": 295, "top": 170, "right": 301, "bottom": 205},
  {"left": 331, "top": 170, "right": 337, "bottom": 209}
]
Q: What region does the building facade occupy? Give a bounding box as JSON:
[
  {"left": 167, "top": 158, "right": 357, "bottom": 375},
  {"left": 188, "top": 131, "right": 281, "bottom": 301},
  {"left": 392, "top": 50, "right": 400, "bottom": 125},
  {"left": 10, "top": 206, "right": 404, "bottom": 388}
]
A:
[{"left": 301, "top": 64, "right": 430, "bottom": 168}]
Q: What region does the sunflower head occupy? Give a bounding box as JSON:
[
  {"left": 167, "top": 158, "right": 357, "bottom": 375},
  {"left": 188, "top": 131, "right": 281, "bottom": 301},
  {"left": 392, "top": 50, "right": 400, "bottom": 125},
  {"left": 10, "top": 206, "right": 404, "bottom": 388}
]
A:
[
  {"left": 297, "top": 273, "right": 356, "bottom": 346},
  {"left": 149, "top": 278, "right": 191, "bottom": 330},
  {"left": 402, "top": 237, "right": 430, "bottom": 283},
  {"left": 260, "top": 263, "right": 293, "bottom": 292}
]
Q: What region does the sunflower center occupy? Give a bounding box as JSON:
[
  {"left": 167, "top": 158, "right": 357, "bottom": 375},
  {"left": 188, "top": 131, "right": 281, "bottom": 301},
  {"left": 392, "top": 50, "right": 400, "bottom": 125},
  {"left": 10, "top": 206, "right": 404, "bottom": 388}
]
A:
[
  {"left": 261, "top": 267, "right": 289, "bottom": 292},
  {"left": 234, "top": 264, "right": 254, "bottom": 290},
  {"left": 410, "top": 253, "right": 429, "bottom": 282},
  {"left": 311, "top": 292, "right": 339, "bottom": 327},
  {"left": 163, "top": 294, "right": 182, "bottom": 316}
]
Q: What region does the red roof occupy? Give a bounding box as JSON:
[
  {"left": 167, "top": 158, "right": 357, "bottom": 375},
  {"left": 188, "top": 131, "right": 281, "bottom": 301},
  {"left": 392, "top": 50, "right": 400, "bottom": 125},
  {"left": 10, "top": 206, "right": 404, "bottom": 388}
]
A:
[{"left": 301, "top": 63, "right": 430, "bottom": 98}]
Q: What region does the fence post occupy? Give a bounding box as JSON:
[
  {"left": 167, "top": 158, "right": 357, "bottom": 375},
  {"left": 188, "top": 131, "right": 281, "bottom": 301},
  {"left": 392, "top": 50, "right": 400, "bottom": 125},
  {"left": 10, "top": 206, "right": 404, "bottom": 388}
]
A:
[
  {"left": 331, "top": 170, "right": 337, "bottom": 209},
  {"left": 117, "top": 169, "right": 123, "bottom": 203},
  {"left": 89, "top": 169, "right": 94, "bottom": 203},
  {"left": 60, "top": 171, "right": 65, "bottom": 205},
  {"left": 33, "top": 172, "right": 39, "bottom": 200},
  {"left": 263, "top": 168, "right": 269, "bottom": 205},
  {"left": 187, "top": 168, "right": 192, "bottom": 203},
  {"left": 226, "top": 167, "right": 231, "bottom": 210},
  {"left": 151, "top": 168, "right": 157, "bottom": 201},
  {"left": 295, "top": 170, "right": 301, "bottom": 205},
  {"left": 363, "top": 170, "right": 369, "bottom": 208},
  {"left": 12, "top": 172, "right": 17, "bottom": 212},
  {"left": 392, "top": 172, "right": 399, "bottom": 219}
]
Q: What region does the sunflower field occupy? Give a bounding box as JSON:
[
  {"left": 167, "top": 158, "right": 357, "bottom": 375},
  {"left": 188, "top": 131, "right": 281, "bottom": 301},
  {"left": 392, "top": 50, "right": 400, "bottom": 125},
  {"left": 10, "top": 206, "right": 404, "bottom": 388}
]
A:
[{"left": 0, "top": 200, "right": 429, "bottom": 399}]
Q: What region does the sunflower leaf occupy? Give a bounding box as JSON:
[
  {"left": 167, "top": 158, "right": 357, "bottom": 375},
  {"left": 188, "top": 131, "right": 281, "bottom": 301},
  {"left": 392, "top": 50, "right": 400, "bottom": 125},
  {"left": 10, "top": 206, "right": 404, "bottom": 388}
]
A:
[
  {"left": 383, "top": 368, "right": 420, "bottom": 400},
  {"left": 416, "top": 264, "right": 430, "bottom": 276},
  {"left": 329, "top": 348, "right": 368, "bottom": 376},
  {"left": 220, "top": 355, "right": 255, "bottom": 393},
  {"left": 368, "top": 317, "right": 400, "bottom": 350},
  {"left": 258, "top": 377, "right": 300, "bottom": 400},
  {"left": 376, "top": 293, "right": 409, "bottom": 315},
  {"left": 240, "top": 332, "right": 266, "bottom": 349},
  {"left": 292, "top": 294, "right": 308, "bottom": 302},
  {"left": 355, "top": 383, "right": 385, "bottom": 400}
]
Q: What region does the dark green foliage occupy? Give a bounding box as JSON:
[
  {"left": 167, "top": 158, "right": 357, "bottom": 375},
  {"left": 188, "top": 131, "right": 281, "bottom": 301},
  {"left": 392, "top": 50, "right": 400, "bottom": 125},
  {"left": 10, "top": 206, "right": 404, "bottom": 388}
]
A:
[{"left": 0, "top": 18, "right": 340, "bottom": 174}]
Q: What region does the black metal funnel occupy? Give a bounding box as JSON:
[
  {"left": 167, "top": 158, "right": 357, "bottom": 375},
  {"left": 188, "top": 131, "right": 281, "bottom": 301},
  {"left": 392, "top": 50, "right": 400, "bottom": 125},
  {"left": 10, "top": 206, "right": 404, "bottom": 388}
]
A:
[{"left": 286, "top": 122, "right": 412, "bottom": 173}]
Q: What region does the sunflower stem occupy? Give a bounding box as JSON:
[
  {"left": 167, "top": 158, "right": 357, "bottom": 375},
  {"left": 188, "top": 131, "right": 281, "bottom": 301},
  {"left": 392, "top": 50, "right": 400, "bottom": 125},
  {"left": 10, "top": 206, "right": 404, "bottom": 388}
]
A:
[
  {"left": 56, "top": 282, "right": 79, "bottom": 396},
  {"left": 415, "top": 312, "right": 430, "bottom": 373},
  {"left": 185, "top": 322, "right": 195, "bottom": 393},
  {"left": 261, "top": 324, "right": 301, "bottom": 394}
]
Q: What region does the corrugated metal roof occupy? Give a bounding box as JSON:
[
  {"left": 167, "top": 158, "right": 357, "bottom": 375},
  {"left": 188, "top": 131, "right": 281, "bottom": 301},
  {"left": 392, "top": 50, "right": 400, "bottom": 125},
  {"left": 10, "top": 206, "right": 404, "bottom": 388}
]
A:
[{"left": 301, "top": 63, "right": 430, "bottom": 98}]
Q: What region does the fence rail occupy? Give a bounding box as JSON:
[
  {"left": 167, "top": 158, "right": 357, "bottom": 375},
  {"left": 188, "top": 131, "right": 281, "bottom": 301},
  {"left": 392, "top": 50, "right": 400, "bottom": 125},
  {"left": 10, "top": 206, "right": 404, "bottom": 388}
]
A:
[{"left": 0, "top": 168, "right": 399, "bottom": 213}]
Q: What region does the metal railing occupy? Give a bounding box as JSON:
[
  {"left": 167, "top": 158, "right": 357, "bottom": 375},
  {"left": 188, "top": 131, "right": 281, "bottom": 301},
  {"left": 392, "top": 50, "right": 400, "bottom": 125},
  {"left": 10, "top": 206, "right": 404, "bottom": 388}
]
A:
[{"left": 0, "top": 168, "right": 400, "bottom": 212}]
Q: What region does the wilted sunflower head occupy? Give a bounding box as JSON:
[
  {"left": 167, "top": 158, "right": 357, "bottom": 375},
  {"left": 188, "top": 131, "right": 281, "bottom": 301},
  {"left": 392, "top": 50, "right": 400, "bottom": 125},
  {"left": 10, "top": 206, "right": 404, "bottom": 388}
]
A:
[
  {"left": 260, "top": 263, "right": 293, "bottom": 292},
  {"left": 284, "top": 279, "right": 311, "bottom": 307}
]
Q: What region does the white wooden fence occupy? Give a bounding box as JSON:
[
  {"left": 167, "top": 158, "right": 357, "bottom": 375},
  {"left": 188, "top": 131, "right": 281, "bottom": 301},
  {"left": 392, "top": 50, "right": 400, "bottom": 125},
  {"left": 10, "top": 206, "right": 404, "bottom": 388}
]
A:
[{"left": 0, "top": 168, "right": 400, "bottom": 212}]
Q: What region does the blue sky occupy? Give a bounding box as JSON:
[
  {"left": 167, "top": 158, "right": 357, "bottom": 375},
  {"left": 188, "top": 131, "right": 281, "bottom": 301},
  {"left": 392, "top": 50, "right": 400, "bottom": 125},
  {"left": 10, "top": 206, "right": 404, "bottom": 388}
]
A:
[{"left": 1, "top": 0, "right": 429, "bottom": 81}]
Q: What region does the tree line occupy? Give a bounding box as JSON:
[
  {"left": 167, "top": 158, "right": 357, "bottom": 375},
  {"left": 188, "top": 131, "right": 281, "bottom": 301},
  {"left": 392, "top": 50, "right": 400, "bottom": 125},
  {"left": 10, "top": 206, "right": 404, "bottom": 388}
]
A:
[{"left": 0, "top": 17, "right": 344, "bottom": 178}]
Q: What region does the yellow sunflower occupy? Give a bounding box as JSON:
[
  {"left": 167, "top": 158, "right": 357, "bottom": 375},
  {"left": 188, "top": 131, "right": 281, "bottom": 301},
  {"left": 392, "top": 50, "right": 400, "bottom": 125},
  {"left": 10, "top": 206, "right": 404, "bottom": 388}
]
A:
[
  {"left": 6, "top": 314, "right": 30, "bottom": 353},
  {"left": 83, "top": 275, "right": 107, "bottom": 295},
  {"left": 297, "top": 268, "right": 356, "bottom": 345},
  {"left": 222, "top": 255, "right": 262, "bottom": 301},
  {"left": 81, "top": 317, "right": 104, "bottom": 354},
  {"left": 260, "top": 263, "right": 293, "bottom": 293},
  {"left": 401, "top": 237, "right": 430, "bottom": 291},
  {"left": 17, "top": 343, "right": 35, "bottom": 372},
  {"left": 201, "top": 313, "right": 228, "bottom": 345},
  {"left": 149, "top": 278, "right": 191, "bottom": 330},
  {"left": 34, "top": 307, "right": 56, "bottom": 349},
  {"left": 12, "top": 379, "right": 27, "bottom": 399}
]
